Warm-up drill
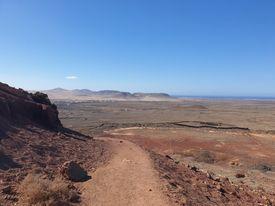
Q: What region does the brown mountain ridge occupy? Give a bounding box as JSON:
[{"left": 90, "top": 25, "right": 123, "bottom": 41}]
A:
[{"left": 36, "top": 88, "right": 175, "bottom": 101}]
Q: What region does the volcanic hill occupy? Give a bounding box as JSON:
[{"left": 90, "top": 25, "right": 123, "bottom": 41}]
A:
[{"left": 0, "top": 82, "right": 109, "bottom": 206}]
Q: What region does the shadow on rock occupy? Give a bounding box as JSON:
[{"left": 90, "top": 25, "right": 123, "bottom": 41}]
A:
[
  {"left": 60, "top": 161, "right": 91, "bottom": 182},
  {"left": 0, "top": 150, "right": 21, "bottom": 170}
]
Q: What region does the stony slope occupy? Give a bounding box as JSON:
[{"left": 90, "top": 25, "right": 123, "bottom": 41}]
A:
[
  {"left": 150, "top": 152, "right": 275, "bottom": 206},
  {"left": 0, "top": 82, "right": 109, "bottom": 206}
]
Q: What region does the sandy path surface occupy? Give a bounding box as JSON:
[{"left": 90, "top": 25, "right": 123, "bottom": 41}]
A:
[{"left": 81, "top": 137, "right": 171, "bottom": 206}]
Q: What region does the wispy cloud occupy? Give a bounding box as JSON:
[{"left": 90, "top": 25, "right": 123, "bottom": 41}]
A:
[{"left": 65, "top": 75, "right": 78, "bottom": 80}]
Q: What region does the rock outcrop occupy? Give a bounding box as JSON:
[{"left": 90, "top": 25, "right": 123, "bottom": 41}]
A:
[
  {"left": 0, "top": 82, "right": 62, "bottom": 132},
  {"left": 60, "top": 161, "right": 90, "bottom": 182},
  {"left": 0, "top": 82, "right": 108, "bottom": 206}
]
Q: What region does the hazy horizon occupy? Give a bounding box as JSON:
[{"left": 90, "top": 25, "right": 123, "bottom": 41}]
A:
[
  {"left": 1, "top": 1, "right": 275, "bottom": 97},
  {"left": 2, "top": 81, "right": 275, "bottom": 99}
]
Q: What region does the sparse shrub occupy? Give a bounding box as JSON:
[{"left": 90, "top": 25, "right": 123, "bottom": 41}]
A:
[
  {"left": 19, "top": 173, "right": 79, "bottom": 206},
  {"left": 254, "top": 163, "right": 272, "bottom": 173},
  {"left": 194, "top": 150, "right": 216, "bottom": 164}
]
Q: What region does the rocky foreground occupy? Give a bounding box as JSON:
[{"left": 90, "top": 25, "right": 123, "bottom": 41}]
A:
[
  {"left": 150, "top": 152, "right": 275, "bottom": 206},
  {"left": 0, "top": 82, "right": 109, "bottom": 205}
]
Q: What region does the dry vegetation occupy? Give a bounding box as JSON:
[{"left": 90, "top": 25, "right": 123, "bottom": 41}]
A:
[
  {"left": 0, "top": 83, "right": 111, "bottom": 206},
  {"left": 0, "top": 126, "right": 110, "bottom": 206},
  {"left": 18, "top": 173, "right": 79, "bottom": 206},
  {"left": 194, "top": 150, "right": 216, "bottom": 164}
]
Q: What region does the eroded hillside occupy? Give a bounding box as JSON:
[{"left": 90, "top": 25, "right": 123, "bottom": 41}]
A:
[{"left": 0, "top": 83, "right": 110, "bottom": 206}]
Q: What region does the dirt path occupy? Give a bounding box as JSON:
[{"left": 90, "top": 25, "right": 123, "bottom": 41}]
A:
[{"left": 81, "top": 137, "right": 171, "bottom": 206}]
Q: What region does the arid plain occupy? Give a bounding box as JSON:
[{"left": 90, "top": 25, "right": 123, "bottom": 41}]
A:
[
  {"left": 1, "top": 81, "right": 275, "bottom": 205},
  {"left": 56, "top": 99, "right": 275, "bottom": 201}
]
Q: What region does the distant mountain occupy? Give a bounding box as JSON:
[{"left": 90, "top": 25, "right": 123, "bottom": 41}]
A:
[
  {"left": 36, "top": 88, "right": 176, "bottom": 101},
  {"left": 133, "top": 93, "right": 170, "bottom": 98}
]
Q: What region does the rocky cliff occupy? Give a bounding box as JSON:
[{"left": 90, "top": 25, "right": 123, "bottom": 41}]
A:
[
  {"left": 0, "top": 82, "right": 109, "bottom": 206},
  {"left": 0, "top": 82, "right": 62, "bottom": 134}
]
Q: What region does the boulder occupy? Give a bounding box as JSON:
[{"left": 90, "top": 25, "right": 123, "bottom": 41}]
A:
[
  {"left": 2, "top": 185, "right": 12, "bottom": 194},
  {"left": 60, "top": 161, "right": 90, "bottom": 182}
]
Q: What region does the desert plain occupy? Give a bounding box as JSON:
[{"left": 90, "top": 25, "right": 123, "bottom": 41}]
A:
[
  {"left": 1, "top": 82, "right": 275, "bottom": 205},
  {"left": 56, "top": 98, "right": 275, "bottom": 195}
]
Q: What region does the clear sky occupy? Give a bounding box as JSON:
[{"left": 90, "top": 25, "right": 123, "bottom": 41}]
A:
[{"left": 0, "top": 0, "right": 275, "bottom": 96}]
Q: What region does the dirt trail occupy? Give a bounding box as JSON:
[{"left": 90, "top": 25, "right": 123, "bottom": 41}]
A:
[{"left": 81, "top": 137, "right": 171, "bottom": 206}]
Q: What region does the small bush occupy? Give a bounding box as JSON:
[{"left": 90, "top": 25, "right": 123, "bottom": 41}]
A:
[
  {"left": 253, "top": 163, "right": 272, "bottom": 172},
  {"left": 19, "top": 173, "right": 78, "bottom": 206},
  {"left": 194, "top": 150, "right": 216, "bottom": 164}
]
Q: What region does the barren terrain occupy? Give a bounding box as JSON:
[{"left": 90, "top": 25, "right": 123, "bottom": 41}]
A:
[
  {"left": 81, "top": 137, "right": 171, "bottom": 206},
  {"left": 1, "top": 82, "right": 275, "bottom": 205},
  {"left": 0, "top": 83, "right": 110, "bottom": 206},
  {"left": 56, "top": 100, "right": 275, "bottom": 133},
  {"left": 56, "top": 99, "right": 275, "bottom": 205}
]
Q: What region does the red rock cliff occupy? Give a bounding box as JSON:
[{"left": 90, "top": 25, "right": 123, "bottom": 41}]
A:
[{"left": 0, "top": 82, "right": 62, "bottom": 131}]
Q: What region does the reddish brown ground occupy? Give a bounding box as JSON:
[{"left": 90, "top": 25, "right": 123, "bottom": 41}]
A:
[
  {"left": 81, "top": 137, "right": 171, "bottom": 206},
  {"left": 103, "top": 127, "right": 275, "bottom": 205},
  {"left": 0, "top": 126, "right": 110, "bottom": 206},
  {"left": 150, "top": 152, "right": 274, "bottom": 206},
  {"left": 0, "top": 83, "right": 110, "bottom": 205}
]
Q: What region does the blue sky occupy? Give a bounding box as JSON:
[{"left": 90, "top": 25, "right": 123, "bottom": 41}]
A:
[{"left": 0, "top": 0, "right": 275, "bottom": 96}]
